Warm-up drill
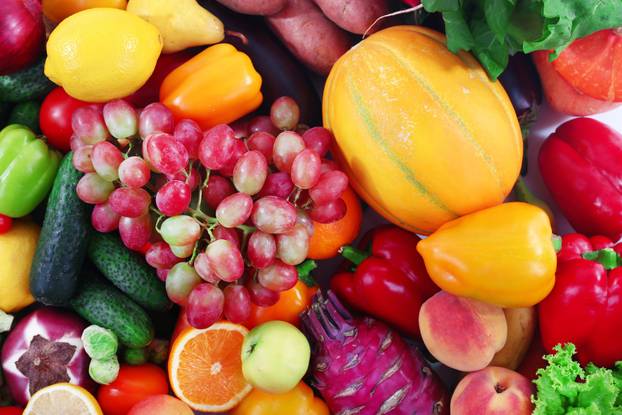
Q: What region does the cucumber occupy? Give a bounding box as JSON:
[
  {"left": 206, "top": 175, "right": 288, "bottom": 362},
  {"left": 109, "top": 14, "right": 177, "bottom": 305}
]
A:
[
  {"left": 88, "top": 233, "right": 171, "bottom": 311},
  {"left": 0, "top": 58, "right": 54, "bottom": 102},
  {"left": 71, "top": 278, "right": 154, "bottom": 348},
  {"left": 0, "top": 102, "right": 12, "bottom": 126},
  {"left": 8, "top": 101, "right": 40, "bottom": 132},
  {"left": 30, "top": 153, "right": 91, "bottom": 305}
]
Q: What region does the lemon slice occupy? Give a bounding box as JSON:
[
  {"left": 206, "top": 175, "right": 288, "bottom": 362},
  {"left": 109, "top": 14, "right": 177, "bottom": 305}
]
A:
[{"left": 24, "top": 383, "right": 102, "bottom": 415}]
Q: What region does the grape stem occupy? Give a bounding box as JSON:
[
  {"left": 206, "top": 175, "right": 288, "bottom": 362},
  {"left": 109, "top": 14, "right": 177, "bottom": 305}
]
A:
[{"left": 195, "top": 168, "right": 211, "bottom": 212}]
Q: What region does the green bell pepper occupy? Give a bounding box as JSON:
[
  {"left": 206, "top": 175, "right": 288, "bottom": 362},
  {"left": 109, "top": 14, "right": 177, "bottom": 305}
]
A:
[{"left": 0, "top": 124, "right": 61, "bottom": 217}]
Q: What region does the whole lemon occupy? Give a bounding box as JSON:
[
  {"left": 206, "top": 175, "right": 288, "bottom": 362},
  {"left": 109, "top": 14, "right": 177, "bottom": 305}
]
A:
[
  {"left": 45, "top": 8, "right": 162, "bottom": 102},
  {"left": 0, "top": 220, "right": 40, "bottom": 313}
]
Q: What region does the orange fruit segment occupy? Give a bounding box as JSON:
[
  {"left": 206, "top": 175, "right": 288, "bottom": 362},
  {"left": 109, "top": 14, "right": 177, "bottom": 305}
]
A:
[
  {"left": 23, "top": 383, "right": 102, "bottom": 415},
  {"left": 168, "top": 322, "right": 252, "bottom": 412},
  {"left": 308, "top": 186, "right": 363, "bottom": 259}
]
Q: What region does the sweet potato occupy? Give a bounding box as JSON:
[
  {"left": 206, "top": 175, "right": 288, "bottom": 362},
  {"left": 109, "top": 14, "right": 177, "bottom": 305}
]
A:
[
  {"left": 266, "top": 0, "right": 352, "bottom": 75},
  {"left": 312, "top": 0, "right": 390, "bottom": 34},
  {"left": 214, "top": 0, "right": 287, "bottom": 16}
]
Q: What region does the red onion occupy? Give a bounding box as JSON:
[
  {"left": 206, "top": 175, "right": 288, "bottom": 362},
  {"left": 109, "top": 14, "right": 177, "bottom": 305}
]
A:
[
  {"left": 0, "top": 0, "right": 45, "bottom": 75},
  {"left": 1, "top": 308, "right": 95, "bottom": 406}
]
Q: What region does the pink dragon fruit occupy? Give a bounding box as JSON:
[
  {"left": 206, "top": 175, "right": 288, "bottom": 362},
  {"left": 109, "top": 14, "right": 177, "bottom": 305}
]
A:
[{"left": 302, "top": 291, "right": 448, "bottom": 415}]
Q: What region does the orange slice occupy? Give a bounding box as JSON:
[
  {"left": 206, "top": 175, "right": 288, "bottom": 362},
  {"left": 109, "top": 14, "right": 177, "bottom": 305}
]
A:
[
  {"left": 168, "top": 322, "right": 252, "bottom": 412},
  {"left": 23, "top": 383, "right": 102, "bottom": 415}
]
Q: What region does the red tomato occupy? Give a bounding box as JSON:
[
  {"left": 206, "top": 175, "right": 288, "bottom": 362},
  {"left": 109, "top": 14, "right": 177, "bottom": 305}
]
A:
[
  {"left": 0, "top": 214, "right": 12, "bottom": 234},
  {"left": 97, "top": 364, "right": 169, "bottom": 415},
  {"left": 0, "top": 407, "right": 23, "bottom": 415},
  {"left": 39, "top": 87, "right": 89, "bottom": 152},
  {"left": 553, "top": 29, "right": 622, "bottom": 102}
]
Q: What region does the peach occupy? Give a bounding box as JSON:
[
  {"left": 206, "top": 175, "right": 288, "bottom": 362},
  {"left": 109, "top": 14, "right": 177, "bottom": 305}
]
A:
[
  {"left": 491, "top": 307, "right": 536, "bottom": 370},
  {"left": 450, "top": 366, "right": 534, "bottom": 415},
  {"left": 128, "top": 394, "right": 194, "bottom": 415},
  {"left": 419, "top": 291, "right": 507, "bottom": 371}
]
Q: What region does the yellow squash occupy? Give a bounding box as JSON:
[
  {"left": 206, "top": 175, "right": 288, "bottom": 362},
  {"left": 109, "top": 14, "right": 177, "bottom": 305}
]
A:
[
  {"left": 127, "top": 0, "right": 224, "bottom": 53},
  {"left": 323, "top": 25, "right": 522, "bottom": 234},
  {"left": 416, "top": 202, "right": 557, "bottom": 308}
]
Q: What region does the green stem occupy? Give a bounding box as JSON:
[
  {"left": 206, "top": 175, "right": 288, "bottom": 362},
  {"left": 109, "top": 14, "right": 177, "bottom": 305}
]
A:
[
  {"left": 297, "top": 259, "right": 318, "bottom": 287},
  {"left": 582, "top": 248, "right": 620, "bottom": 270},
  {"left": 339, "top": 246, "right": 370, "bottom": 266},
  {"left": 195, "top": 169, "right": 210, "bottom": 212},
  {"left": 188, "top": 207, "right": 218, "bottom": 224},
  {"left": 552, "top": 235, "right": 562, "bottom": 253}
]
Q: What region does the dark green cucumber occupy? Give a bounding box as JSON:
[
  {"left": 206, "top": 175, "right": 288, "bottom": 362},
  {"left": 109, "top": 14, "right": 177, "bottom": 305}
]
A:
[
  {"left": 0, "top": 102, "right": 12, "bottom": 126},
  {"left": 0, "top": 58, "right": 54, "bottom": 102},
  {"left": 30, "top": 153, "right": 91, "bottom": 305},
  {"left": 88, "top": 233, "right": 171, "bottom": 311},
  {"left": 71, "top": 278, "right": 154, "bottom": 348},
  {"left": 8, "top": 101, "right": 40, "bottom": 132}
]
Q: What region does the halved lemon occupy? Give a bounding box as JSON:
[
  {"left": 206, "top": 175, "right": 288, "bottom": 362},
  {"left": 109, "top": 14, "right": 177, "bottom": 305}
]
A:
[
  {"left": 23, "top": 383, "right": 102, "bottom": 415},
  {"left": 168, "top": 322, "right": 252, "bottom": 412}
]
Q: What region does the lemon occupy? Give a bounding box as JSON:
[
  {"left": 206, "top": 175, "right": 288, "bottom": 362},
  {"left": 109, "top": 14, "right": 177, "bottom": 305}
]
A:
[
  {"left": 24, "top": 383, "right": 103, "bottom": 415},
  {"left": 0, "top": 220, "right": 39, "bottom": 313},
  {"left": 45, "top": 8, "right": 162, "bottom": 102}
]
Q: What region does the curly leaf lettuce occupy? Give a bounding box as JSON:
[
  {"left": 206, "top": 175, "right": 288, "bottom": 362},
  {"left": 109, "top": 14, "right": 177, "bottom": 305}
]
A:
[
  {"left": 422, "top": 0, "right": 622, "bottom": 79},
  {"left": 533, "top": 343, "right": 622, "bottom": 415}
]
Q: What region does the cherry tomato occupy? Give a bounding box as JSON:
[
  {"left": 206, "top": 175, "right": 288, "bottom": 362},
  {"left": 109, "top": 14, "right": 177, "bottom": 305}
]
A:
[
  {"left": 97, "top": 364, "right": 169, "bottom": 415},
  {"left": 0, "top": 214, "right": 12, "bottom": 234},
  {"left": 39, "top": 87, "right": 89, "bottom": 152},
  {"left": 0, "top": 407, "right": 23, "bottom": 415}
]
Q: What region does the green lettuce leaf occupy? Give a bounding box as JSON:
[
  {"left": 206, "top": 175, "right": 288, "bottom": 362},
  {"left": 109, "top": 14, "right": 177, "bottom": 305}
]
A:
[
  {"left": 533, "top": 343, "right": 622, "bottom": 415},
  {"left": 421, "top": 0, "right": 622, "bottom": 79}
]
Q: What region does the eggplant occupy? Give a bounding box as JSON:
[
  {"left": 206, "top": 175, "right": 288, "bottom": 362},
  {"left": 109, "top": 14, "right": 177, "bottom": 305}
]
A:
[
  {"left": 200, "top": 1, "right": 322, "bottom": 124},
  {"left": 499, "top": 53, "right": 543, "bottom": 176}
]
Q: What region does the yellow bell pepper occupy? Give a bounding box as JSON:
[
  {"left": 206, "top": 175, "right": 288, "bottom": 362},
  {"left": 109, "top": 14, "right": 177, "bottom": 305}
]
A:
[
  {"left": 160, "top": 43, "right": 262, "bottom": 129},
  {"left": 416, "top": 202, "right": 556, "bottom": 308},
  {"left": 0, "top": 220, "right": 39, "bottom": 312},
  {"left": 231, "top": 382, "right": 329, "bottom": 415}
]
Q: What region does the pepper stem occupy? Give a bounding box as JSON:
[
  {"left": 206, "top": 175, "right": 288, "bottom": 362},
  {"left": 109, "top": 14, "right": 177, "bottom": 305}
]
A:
[
  {"left": 552, "top": 235, "right": 562, "bottom": 253},
  {"left": 339, "top": 246, "right": 369, "bottom": 266},
  {"left": 582, "top": 248, "right": 620, "bottom": 270},
  {"left": 297, "top": 259, "right": 318, "bottom": 287}
]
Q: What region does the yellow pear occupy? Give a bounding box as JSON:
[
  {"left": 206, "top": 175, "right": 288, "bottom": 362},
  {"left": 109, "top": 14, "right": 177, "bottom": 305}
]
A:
[{"left": 127, "top": 0, "right": 224, "bottom": 53}]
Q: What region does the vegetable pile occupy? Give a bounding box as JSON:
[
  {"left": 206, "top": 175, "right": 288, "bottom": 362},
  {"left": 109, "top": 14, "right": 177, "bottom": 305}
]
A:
[{"left": 0, "top": 0, "right": 622, "bottom": 414}]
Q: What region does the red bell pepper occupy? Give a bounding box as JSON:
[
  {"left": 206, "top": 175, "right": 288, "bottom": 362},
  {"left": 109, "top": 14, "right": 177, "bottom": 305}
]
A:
[
  {"left": 330, "top": 225, "right": 439, "bottom": 338},
  {"left": 539, "top": 232, "right": 622, "bottom": 367},
  {"left": 539, "top": 117, "right": 622, "bottom": 241},
  {"left": 124, "top": 50, "right": 195, "bottom": 108}
]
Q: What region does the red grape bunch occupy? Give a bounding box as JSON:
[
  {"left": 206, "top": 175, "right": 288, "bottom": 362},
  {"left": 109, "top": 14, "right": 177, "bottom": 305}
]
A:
[{"left": 71, "top": 96, "right": 349, "bottom": 329}]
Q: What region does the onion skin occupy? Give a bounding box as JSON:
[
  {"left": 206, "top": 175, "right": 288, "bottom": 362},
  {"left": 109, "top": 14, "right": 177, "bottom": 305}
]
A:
[
  {"left": 0, "top": 0, "right": 45, "bottom": 75},
  {"left": 1, "top": 308, "right": 95, "bottom": 405}
]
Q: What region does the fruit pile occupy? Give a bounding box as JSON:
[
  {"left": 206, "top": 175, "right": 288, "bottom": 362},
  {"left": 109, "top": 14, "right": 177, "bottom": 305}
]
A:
[
  {"left": 2, "top": 0, "right": 622, "bottom": 414},
  {"left": 71, "top": 96, "right": 349, "bottom": 329}
]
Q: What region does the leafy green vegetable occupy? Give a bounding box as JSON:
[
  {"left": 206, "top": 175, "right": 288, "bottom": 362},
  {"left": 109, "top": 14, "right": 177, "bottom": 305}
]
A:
[
  {"left": 533, "top": 343, "right": 622, "bottom": 414},
  {"left": 421, "top": 0, "right": 622, "bottom": 79}
]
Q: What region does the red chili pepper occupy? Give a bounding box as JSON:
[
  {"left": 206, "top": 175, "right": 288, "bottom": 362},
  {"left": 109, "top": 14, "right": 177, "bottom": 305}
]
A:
[
  {"left": 330, "top": 225, "right": 439, "bottom": 338},
  {"left": 539, "top": 233, "right": 622, "bottom": 367},
  {"left": 539, "top": 117, "right": 622, "bottom": 241}
]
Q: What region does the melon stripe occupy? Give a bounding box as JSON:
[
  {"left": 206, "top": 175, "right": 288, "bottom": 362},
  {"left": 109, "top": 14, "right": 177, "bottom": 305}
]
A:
[
  {"left": 346, "top": 75, "right": 458, "bottom": 218},
  {"left": 331, "top": 145, "right": 433, "bottom": 234},
  {"left": 370, "top": 40, "right": 504, "bottom": 193}
]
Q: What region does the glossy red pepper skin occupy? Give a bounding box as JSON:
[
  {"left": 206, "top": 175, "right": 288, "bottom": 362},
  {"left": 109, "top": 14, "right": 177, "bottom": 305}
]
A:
[
  {"left": 124, "top": 50, "right": 195, "bottom": 108},
  {"left": 330, "top": 225, "right": 439, "bottom": 338},
  {"left": 539, "top": 117, "right": 622, "bottom": 241},
  {"left": 539, "top": 233, "right": 622, "bottom": 367}
]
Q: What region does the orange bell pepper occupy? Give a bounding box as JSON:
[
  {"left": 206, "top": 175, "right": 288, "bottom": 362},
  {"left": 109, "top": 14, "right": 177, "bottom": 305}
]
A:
[
  {"left": 244, "top": 260, "right": 318, "bottom": 329},
  {"left": 231, "top": 381, "right": 329, "bottom": 415},
  {"left": 160, "top": 43, "right": 262, "bottom": 129}
]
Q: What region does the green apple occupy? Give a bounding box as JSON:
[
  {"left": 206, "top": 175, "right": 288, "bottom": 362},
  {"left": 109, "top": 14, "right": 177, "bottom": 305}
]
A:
[{"left": 241, "top": 320, "right": 310, "bottom": 393}]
